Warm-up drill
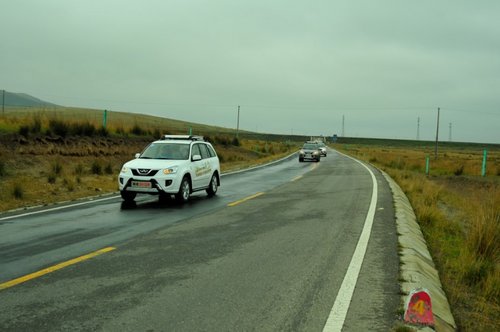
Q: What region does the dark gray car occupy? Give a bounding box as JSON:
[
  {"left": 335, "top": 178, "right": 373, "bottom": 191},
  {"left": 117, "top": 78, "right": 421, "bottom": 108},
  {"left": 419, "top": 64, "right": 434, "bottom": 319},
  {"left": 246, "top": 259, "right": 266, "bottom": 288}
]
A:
[{"left": 299, "top": 142, "right": 321, "bottom": 162}]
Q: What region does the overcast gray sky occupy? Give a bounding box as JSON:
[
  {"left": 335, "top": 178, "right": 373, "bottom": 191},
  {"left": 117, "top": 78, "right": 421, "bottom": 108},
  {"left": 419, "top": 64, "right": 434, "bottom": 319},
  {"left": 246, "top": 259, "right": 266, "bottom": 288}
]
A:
[{"left": 1, "top": 0, "right": 499, "bottom": 143}]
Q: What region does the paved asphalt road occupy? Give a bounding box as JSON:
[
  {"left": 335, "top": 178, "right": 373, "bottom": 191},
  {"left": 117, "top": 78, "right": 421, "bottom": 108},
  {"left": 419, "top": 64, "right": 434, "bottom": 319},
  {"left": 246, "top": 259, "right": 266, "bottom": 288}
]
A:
[{"left": 0, "top": 149, "right": 400, "bottom": 331}]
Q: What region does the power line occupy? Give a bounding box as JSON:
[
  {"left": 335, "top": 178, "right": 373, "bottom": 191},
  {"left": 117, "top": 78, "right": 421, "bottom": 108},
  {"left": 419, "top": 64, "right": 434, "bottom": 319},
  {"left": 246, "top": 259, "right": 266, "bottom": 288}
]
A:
[
  {"left": 441, "top": 107, "right": 500, "bottom": 116},
  {"left": 21, "top": 93, "right": 500, "bottom": 117}
]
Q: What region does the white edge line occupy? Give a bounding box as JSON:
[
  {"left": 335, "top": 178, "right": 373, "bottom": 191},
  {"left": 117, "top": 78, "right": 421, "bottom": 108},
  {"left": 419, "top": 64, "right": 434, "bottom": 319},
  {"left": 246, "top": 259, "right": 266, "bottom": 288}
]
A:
[
  {"left": 0, "top": 196, "right": 118, "bottom": 222},
  {"left": 323, "top": 150, "right": 378, "bottom": 332}
]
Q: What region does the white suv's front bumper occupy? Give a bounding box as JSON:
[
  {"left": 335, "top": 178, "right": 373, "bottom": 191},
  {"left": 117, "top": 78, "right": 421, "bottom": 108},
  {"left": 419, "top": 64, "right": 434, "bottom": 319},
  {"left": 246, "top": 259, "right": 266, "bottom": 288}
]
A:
[{"left": 118, "top": 174, "right": 183, "bottom": 195}]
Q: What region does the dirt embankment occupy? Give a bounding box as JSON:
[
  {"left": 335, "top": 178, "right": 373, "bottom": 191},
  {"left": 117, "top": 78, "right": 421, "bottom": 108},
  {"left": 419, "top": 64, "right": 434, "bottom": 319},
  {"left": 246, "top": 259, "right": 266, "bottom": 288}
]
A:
[
  {"left": 0, "top": 133, "right": 151, "bottom": 157},
  {"left": 0, "top": 134, "right": 153, "bottom": 212}
]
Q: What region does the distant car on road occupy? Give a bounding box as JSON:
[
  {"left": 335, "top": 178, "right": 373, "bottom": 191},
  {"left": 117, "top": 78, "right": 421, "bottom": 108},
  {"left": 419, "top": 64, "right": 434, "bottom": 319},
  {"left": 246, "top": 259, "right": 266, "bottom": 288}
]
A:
[
  {"left": 118, "top": 135, "right": 220, "bottom": 203},
  {"left": 299, "top": 142, "right": 321, "bottom": 162},
  {"left": 317, "top": 141, "right": 327, "bottom": 157}
]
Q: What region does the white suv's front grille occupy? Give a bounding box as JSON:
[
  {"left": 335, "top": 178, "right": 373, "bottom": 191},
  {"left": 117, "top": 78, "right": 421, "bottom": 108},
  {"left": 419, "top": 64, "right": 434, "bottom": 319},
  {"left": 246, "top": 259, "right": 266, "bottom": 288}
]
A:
[{"left": 131, "top": 169, "right": 159, "bottom": 176}]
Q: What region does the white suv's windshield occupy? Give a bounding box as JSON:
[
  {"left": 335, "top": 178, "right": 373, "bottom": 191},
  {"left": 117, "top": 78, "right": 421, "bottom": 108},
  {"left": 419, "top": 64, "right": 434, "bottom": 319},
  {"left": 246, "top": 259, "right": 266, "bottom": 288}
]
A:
[{"left": 140, "top": 143, "right": 190, "bottom": 160}]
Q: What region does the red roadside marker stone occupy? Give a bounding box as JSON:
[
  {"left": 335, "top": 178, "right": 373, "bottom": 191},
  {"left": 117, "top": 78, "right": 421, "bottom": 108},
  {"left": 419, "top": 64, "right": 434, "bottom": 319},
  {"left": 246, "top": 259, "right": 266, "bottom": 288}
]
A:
[{"left": 404, "top": 288, "right": 435, "bottom": 326}]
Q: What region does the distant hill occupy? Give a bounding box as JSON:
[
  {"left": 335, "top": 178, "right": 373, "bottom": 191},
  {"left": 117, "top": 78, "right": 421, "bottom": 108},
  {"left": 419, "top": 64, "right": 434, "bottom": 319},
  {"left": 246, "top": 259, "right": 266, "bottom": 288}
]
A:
[{"left": 1, "top": 90, "right": 59, "bottom": 107}]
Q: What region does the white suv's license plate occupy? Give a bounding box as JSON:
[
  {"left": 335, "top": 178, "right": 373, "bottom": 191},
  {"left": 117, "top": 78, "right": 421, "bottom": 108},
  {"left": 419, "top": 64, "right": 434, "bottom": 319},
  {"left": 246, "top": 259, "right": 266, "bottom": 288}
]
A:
[{"left": 131, "top": 181, "right": 151, "bottom": 188}]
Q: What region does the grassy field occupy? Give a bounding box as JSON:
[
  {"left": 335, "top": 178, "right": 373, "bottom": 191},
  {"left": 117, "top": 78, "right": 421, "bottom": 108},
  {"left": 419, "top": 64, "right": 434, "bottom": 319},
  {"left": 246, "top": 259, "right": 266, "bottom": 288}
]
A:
[
  {"left": 0, "top": 106, "right": 310, "bottom": 142},
  {"left": 336, "top": 142, "right": 499, "bottom": 331},
  {"left": 0, "top": 106, "right": 237, "bottom": 137}
]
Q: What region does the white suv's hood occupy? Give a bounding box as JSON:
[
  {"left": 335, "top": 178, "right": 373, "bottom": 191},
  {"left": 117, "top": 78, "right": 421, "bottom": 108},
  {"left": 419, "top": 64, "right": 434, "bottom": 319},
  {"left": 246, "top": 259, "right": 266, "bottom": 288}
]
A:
[{"left": 124, "top": 158, "right": 185, "bottom": 170}]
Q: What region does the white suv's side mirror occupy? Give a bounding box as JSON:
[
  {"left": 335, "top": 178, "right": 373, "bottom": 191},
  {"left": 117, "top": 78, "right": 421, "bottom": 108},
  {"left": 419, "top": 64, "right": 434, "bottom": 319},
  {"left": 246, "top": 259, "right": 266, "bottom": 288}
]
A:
[
  {"left": 135, "top": 153, "right": 141, "bottom": 158},
  {"left": 192, "top": 154, "right": 202, "bottom": 161}
]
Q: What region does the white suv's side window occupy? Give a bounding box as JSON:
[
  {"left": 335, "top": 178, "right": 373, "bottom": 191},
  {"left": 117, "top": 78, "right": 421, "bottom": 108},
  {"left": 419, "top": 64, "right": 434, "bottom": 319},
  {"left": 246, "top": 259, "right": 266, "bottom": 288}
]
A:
[
  {"left": 199, "top": 144, "right": 210, "bottom": 159},
  {"left": 206, "top": 145, "right": 217, "bottom": 158},
  {"left": 191, "top": 144, "right": 202, "bottom": 159}
]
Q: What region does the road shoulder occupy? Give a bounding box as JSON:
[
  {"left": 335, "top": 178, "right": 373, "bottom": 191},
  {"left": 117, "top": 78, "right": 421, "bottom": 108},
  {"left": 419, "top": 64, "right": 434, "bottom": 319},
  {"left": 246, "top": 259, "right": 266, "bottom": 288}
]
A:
[{"left": 382, "top": 171, "right": 456, "bottom": 332}]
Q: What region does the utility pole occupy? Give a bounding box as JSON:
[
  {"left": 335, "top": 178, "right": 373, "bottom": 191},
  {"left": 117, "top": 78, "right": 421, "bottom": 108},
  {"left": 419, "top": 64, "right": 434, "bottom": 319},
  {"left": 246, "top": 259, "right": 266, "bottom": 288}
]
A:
[
  {"left": 342, "top": 115, "right": 345, "bottom": 137},
  {"left": 2, "top": 90, "right": 5, "bottom": 114},
  {"left": 236, "top": 105, "right": 240, "bottom": 138},
  {"left": 449, "top": 122, "right": 452, "bottom": 142},
  {"left": 417, "top": 117, "right": 420, "bottom": 140},
  {"left": 434, "top": 107, "right": 440, "bottom": 160}
]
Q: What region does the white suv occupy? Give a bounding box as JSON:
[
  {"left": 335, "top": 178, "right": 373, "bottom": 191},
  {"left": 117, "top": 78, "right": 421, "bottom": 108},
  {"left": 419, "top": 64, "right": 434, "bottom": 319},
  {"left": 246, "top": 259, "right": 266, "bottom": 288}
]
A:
[{"left": 118, "top": 135, "right": 220, "bottom": 203}]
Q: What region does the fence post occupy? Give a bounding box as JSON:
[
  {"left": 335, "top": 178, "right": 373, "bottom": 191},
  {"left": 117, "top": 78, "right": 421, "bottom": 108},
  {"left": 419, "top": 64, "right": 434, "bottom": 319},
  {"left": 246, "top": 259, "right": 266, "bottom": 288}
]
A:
[
  {"left": 482, "top": 149, "right": 488, "bottom": 177},
  {"left": 103, "top": 109, "right": 107, "bottom": 129},
  {"left": 426, "top": 156, "right": 430, "bottom": 176}
]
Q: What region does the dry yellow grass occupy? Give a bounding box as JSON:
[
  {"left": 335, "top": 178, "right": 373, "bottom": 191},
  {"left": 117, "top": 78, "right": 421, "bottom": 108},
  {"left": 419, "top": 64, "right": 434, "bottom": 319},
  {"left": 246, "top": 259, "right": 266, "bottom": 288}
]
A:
[
  {"left": 337, "top": 144, "right": 499, "bottom": 331},
  {"left": 0, "top": 106, "right": 245, "bottom": 138}
]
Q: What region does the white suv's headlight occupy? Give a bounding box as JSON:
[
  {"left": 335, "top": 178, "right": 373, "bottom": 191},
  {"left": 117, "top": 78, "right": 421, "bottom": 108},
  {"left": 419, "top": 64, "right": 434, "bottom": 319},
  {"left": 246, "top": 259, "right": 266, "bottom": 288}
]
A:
[
  {"left": 121, "top": 167, "right": 128, "bottom": 173},
  {"left": 163, "top": 166, "right": 178, "bottom": 174}
]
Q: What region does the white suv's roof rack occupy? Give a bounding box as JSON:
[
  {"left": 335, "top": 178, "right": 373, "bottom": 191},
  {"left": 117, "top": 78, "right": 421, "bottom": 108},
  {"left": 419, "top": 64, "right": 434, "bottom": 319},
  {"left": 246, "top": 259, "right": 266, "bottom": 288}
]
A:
[{"left": 161, "top": 135, "right": 205, "bottom": 141}]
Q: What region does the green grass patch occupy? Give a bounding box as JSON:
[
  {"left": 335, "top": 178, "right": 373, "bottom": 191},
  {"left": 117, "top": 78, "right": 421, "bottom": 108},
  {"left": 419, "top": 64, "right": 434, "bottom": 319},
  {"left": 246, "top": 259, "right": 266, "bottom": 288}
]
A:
[
  {"left": 12, "top": 183, "right": 24, "bottom": 199},
  {"left": 0, "top": 160, "right": 6, "bottom": 177},
  {"left": 91, "top": 161, "right": 103, "bottom": 175}
]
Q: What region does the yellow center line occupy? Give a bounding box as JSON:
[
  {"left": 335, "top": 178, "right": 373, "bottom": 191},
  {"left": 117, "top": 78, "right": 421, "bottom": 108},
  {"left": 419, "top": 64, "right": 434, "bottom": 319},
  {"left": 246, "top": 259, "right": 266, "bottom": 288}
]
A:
[
  {"left": 291, "top": 175, "right": 303, "bottom": 182},
  {"left": 0, "top": 246, "right": 116, "bottom": 291},
  {"left": 227, "top": 192, "right": 264, "bottom": 207}
]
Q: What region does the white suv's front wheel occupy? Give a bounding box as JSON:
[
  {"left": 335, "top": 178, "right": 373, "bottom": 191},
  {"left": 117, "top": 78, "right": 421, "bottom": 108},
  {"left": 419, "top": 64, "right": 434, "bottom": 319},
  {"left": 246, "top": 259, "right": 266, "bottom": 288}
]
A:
[
  {"left": 176, "top": 176, "right": 191, "bottom": 203},
  {"left": 120, "top": 191, "right": 136, "bottom": 202}
]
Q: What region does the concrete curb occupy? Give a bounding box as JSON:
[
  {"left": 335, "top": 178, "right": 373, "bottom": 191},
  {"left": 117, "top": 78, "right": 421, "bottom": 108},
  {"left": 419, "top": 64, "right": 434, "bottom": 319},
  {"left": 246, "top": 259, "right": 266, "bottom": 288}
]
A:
[{"left": 381, "top": 171, "right": 457, "bottom": 331}]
